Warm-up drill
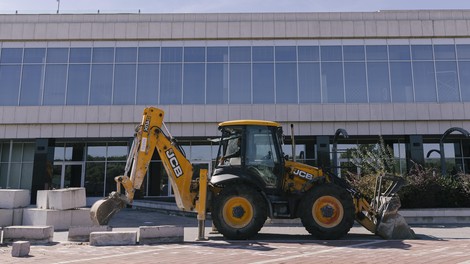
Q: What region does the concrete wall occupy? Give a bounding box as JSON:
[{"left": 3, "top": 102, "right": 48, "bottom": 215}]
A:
[
  {"left": 0, "top": 103, "right": 469, "bottom": 138},
  {"left": 0, "top": 10, "right": 470, "bottom": 41}
]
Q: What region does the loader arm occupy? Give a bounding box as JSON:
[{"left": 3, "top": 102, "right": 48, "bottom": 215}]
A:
[{"left": 90, "top": 107, "right": 199, "bottom": 225}]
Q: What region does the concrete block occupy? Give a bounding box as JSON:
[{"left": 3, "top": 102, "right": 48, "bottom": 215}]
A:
[
  {"left": 90, "top": 231, "right": 137, "bottom": 246},
  {"left": 48, "top": 188, "right": 86, "bottom": 210},
  {"left": 71, "top": 208, "right": 94, "bottom": 227},
  {"left": 11, "top": 241, "right": 30, "bottom": 257},
  {"left": 139, "top": 225, "right": 184, "bottom": 244},
  {"left": 0, "top": 209, "right": 13, "bottom": 227},
  {"left": 68, "top": 226, "right": 111, "bottom": 242},
  {"left": 23, "top": 208, "right": 72, "bottom": 231},
  {"left": 3, "top": 226, "right": 53, "bottom": 244},
  {"left": 36, "top": 190, "right": 50, "bottom": 209},
  {"left": 12, "top": 209, "right": 23, "bottom": 225},
  {"left": 0, "top": 189, "right": 30, "bottom": 209}
]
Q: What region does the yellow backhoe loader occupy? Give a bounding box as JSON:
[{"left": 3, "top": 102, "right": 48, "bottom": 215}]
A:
[{"left": 90, "top": 107, "right": 414, "bottom": 240}]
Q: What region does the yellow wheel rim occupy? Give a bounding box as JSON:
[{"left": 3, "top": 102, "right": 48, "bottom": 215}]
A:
[
  {"left": 312, "top": 195, "right": 344, "bottom": 228},
  {"left": 222, "top": 197, "right": 253, "bottom": 228}
]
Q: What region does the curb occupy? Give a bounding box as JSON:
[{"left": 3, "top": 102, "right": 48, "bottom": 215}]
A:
[{"left": 133, "top": 200, "right": 470, "bottom": 225}]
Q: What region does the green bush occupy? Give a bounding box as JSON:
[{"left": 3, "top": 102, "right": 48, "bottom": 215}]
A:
[{"left": 399, "top": 164, "right": 470, "bottom": 208}]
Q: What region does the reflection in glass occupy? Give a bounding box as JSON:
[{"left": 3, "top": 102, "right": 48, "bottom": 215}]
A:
[
  {"left": 1, "top": 48, "right": 23, "bottom": 63},
  {"left": 93, "top": 48, "right": 114, "bottom": 63},
  {"left": 298, "top": 62, "right": 321, "bottom": 103},
  {"left": 230, "top": 47, "right": 251, "bottom": 62},
  {"left": 184, "top": 47, "right": 205, "bottom": 62},
  {"left": 343, "top": 46, "right": 365, "bottom": 61},
  {"left": 114, "top": 64, "right": 136, "bottom": 105},
  {"left": 411, "top": 45, "right": 433, "bottom": 60},
  {"left": 253, "top": 63, "right": 274, "bottom": 103},
  {"left": 366, "top": 45, "right": 387, "bottom": 61},
  {"left": 298, "top": 46, "right": 319, "bottom": 61},
  {"left": 115, "top": 47, "right": 137, "bottom": 63},
  {"left": 138, "top": 47, "right": 160, "bottom": 62},
  {"left": 23, "top": 48, "right": 46, "bottom": 63},
  {"left": 206, "top": 63, "right": 228, "bottom": 104},
  {"left": 253, "top": 46, "right": 274, "bottom": 62},
  {"left": 44, "top": 64, "right": 67, "bottom": 105},
  {"left": 275, "top": 46, "right": 296, "bottom": 61},
  {"left": 161, "top": 47, "right": 182, "bottom": 62},
  {"left": 207, "top": 47, "right": 228, "bottom": 62},
  {"left": 90, "top": 64, "right": 113, "bottom": 105},
  {"left": 47, "top": 48, "right": 69, "bottom": 63},
  {"left": 413, "top": 61, "right": 437, "bottom": 102},
  {"left": 230, "top": 63, "right": 251, "bottom": 103},
  {"left": 434, "top": 45, "right": 456, "bottom": 60},
  {"left": 20, "top": 64, "right": 43, "bottom": 106},
  {"left": 367, "top": 62, "right": 390, "bottom": 102},
  {"left": 390, "top": 62, "right": 413, "bottom": 102},
  {"left": 388, "top": 45, "right": 410, "bottom": 60},
  {"left": 160, "top": 63, "right": 182, "bottom": 104},
  {"left": 183, "top": 63, "right": 205, "bottom": 104},
  {"left": 67, "top": 64, "right": 90, "bottom": 105},
  {"left": 344, "top": 62, "right": 367, "bottom": 103},
  {"left": 458, "top": 61, "right": 470, "bottom": 101},
  {"left": 436, "top": 61, "right": 460, "bottom": 102},
  {"left": 85, "top": 162, "right": 105, "bottom": 196},
  {"left": 0, "top": 65, "right": 21, "bottom": 105},
  {"left": 321, "top": 62, "right": 344, "bottom": 103},
  {"left": 276, "top": 63, "right": 297, "bottom": 103},
  {"left": 70, "top": 48, "right": 91, "bottom": 63},
  {"left": 321, "top": 46, "right": 342, "bottom": 61},
  {"left": 137, "top": 64, "right": 159, "bottom": 105}
]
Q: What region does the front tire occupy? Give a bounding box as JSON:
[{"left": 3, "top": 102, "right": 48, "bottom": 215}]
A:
[
  {"left": 212, "top": 184, "right": 267, "bottom": 240},
  {"left": 300, "top": 184, "right": 354, "bottom": 239}
]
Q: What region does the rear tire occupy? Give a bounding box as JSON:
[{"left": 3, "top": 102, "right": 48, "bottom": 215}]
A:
[
  {"left": 300, "top": 184, "right": 354, "bottom": 239},
  {"left": 212, "top": 184, "right": 267, "bottom": 240}
]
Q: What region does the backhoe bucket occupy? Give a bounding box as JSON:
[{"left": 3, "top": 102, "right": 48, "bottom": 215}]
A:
[
  {"left": 90, "top": 192, "right": 127, "bottom": 225},
  {"left": 375, "top": 196, "right": 415, "bottom": 239}
]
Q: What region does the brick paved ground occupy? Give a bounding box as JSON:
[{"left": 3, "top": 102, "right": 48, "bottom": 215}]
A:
[{"left": 0, "top": 208, "right": 469, "bottom": 264}]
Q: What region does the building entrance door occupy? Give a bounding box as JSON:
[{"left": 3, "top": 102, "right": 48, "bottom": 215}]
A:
[{"left": 52, "top": 161, "right": 84, "bottom": 189}]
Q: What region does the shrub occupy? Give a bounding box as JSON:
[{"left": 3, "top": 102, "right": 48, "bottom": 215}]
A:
[{"left": 399, "top": 163, "right": 470, "bottom": 208}]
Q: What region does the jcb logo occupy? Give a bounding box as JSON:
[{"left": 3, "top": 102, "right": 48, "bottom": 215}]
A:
[
  {"left": 293, "top": 169, "right": 313, "bottom": 180},
  {"left": 166, "top": 149, "right": 183, "bottom": 178},
  {"left": 143, "top": 117, "right": 151, "bottom": 133}
]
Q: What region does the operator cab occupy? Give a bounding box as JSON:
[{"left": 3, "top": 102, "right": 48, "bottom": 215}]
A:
[{"left": 213, "top": 120, "right": 285, "bottom": 192}]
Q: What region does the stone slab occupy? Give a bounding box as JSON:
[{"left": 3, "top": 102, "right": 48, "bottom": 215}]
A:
[
  {"left": 3, "top": 226, "right": 53, "bottom": 244},
  {"left": 71, "top": 208, "right": 94, "bottom": 227},
  {"left": 68, "top": 226, "right": 111, "bottom": 242},
  {"left": 36, "top": 190, "right": 50, "bottom": 209},
  {"left": 139, "top": 225, "right": 184, "bottom": 244},
  {"left": 23, "top": 208, "right": 72, "bottom": 231},
  {"left": 11, "top": 241, "right": 30, "bottom": 257},
  {"left": 0, "top": 209, "right": 13, "bottom": 227},
  {"left": 90, "top": 231, "right": 137, "bottom": 246},
  {"left": 0, "top": 190, "right": 30, "bottom": 209},
  {"left": 47, "top": 188, "right": 86, "bottom": 210}
]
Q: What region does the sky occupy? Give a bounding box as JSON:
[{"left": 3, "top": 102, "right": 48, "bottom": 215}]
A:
[{"left": 0, "top": 0, "right": 470, "bottom": 14}]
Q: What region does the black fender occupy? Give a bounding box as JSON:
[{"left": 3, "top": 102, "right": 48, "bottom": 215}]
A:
[{"left": 210, "top": 173, "right": 274, "bottom": 218}]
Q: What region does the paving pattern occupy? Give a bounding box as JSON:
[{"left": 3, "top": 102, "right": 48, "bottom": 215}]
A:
[{"left": 0, "top": 209, "right": 469, "bottom": 264}]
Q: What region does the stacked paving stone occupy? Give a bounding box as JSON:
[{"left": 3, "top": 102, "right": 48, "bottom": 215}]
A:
[
  {"left": 0, "top": 189, "right": 30, "bottom": 227},
  {"left": 23, "top": 187, "right": 93, "bottom": 231}
]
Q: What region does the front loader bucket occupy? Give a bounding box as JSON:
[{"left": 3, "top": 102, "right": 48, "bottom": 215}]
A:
[
  {"left": 90, "top": 192, "right": 127, "bottom": 225},
  {"left": 375, "top": 196, "right": 415, "bottom": 239}
]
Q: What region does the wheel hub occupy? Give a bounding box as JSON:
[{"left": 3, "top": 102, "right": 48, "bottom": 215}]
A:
[
  {"left": 320, "top": 205, "right": 334, "bottom": 218},
  {"left": 232, "top": 205, "right": 246, "bottom": 218}
]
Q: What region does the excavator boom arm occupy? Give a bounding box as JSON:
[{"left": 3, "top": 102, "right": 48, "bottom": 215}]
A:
[{"left": 90, "top": 107, "right": 199, "bottom": 225}]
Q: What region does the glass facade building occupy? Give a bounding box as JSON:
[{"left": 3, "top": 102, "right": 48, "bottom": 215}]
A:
[
  {"left": 1, "top": 42, "right": 470, "bottom": 106},
  {"left": 1, "top": 10, "right": 470, "bottom": 201}
]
